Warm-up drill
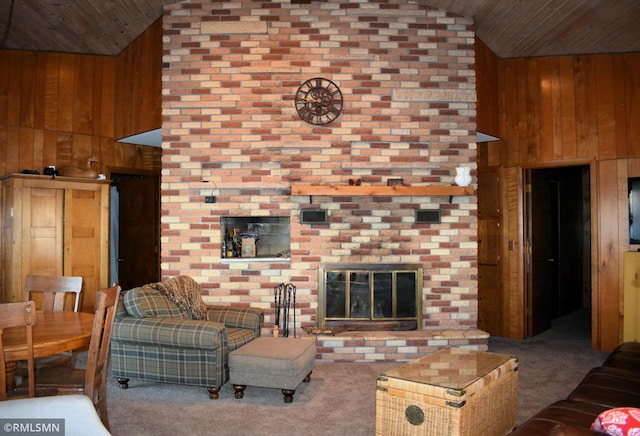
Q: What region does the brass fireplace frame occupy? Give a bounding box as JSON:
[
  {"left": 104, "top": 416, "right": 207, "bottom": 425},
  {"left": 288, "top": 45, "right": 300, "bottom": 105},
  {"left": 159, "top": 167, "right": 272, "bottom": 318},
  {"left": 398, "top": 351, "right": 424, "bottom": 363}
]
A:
[{"left": 317, "top": 263, "right": 423, "bottom": 331}]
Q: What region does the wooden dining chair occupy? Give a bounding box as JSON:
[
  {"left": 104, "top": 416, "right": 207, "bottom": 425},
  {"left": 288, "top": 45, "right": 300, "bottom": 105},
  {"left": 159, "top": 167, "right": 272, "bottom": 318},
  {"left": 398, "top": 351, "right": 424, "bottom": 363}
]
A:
[
  {"left": 31, "top": 284, "right": 120, "bottom": 430},
  {"left": 0, "top": 301, "right": 36, "bottom": 400},
  {"left": 19, "top": 275, "right": 83, "bottom": 372},
  {"left": 25, "top": 275, "right": 83, "bottom": 312}
]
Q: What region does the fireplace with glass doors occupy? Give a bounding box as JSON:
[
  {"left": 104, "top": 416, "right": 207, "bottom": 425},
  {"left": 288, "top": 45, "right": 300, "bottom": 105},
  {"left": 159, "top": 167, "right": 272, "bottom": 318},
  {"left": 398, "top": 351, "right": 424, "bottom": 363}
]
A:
[{"left": 317, "top": 264, "right": 423, "bottom": 331}]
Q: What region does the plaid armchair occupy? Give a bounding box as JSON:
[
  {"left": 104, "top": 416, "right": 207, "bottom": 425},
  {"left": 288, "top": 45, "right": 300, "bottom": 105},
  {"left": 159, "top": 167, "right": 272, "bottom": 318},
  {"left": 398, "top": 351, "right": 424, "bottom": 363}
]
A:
[{"left": 110, "top": 277, "right": 263, "bottom": 399}]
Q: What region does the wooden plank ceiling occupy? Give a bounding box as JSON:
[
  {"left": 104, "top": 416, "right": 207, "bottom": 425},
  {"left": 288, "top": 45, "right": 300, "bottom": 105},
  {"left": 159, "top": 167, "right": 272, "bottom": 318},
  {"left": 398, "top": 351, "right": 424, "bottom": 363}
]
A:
[{"left": 0, "top": 0, "right": 638, "bottom": 58}]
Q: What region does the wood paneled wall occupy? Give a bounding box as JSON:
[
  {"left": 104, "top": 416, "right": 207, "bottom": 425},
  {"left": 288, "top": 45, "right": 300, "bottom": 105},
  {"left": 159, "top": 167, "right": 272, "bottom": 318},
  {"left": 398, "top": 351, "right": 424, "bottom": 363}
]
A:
[
  {"left": 475, "top": 37, "right": 500, "bottom": 140},
  {"left": 115, "top": 18, "right": 163, "bottom": 141},
  {"left": 0, "top": 20, "right": 162, "bottom": 177},
  {"left": 476, "top": 36, "right": 640, "bottom": 351},
  {"left": 498, "top": 53, "right": 640, "bottom": 166}
]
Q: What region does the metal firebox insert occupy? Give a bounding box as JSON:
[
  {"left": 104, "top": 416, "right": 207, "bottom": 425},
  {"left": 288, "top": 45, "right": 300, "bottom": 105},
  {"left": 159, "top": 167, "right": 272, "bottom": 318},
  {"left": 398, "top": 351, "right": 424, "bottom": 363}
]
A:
[{"left": 318, "top": 264, "right": 423, "bottom": 331}]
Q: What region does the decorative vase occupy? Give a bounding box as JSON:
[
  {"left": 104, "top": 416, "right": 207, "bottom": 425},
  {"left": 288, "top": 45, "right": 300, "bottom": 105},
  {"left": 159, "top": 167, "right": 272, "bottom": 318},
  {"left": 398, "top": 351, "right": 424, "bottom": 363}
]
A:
[{"left": 455, "top": 167, "right": 472, "bottom": 187}]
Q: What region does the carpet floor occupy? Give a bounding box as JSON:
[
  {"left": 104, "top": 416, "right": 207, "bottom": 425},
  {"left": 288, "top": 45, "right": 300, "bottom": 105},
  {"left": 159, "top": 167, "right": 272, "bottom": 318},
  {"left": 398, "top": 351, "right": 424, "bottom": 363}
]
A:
[{"left": 106, "top": 309, "right": 609, "bottom": 435}]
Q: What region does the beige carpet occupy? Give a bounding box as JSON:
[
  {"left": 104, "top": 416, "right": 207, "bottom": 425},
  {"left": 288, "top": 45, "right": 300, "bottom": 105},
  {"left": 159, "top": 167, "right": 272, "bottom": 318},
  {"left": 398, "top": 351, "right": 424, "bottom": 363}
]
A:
[
  {"left": 107, "top": 361, "right": 397, "bottom": 436},
  {"left": 105, "top": 309, "right": 609, "bottom": 435},
  {"left": 489, "top": 308, "right": 609, "bottom": 426}
]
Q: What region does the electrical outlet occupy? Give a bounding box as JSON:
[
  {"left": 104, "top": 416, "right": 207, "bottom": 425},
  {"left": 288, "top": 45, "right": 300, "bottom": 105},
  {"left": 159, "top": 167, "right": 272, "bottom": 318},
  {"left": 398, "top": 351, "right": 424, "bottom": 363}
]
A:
[{"left": 205, "top": 196, "right": 216, "bottom": 203}]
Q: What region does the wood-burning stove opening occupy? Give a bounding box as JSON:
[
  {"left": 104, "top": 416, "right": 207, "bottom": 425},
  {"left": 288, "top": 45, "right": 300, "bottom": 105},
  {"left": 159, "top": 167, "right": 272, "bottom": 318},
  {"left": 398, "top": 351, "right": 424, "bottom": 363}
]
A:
[{"left": 318, "top": 264, "right": 423, "bottom": 331}]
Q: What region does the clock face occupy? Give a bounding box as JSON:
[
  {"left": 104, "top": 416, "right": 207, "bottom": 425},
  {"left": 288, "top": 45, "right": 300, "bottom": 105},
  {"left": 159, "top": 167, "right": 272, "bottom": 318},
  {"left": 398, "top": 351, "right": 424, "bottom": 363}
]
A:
[{"left": 295, "top": 78, "right": 343, "bottom": 125}]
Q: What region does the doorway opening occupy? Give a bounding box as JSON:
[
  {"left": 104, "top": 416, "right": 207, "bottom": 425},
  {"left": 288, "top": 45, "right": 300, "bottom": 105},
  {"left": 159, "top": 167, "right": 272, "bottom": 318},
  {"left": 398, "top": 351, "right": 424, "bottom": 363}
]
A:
[
  {"left": 110, "top": 173, "right": 160, "bottom": 291},
  {"left": 525, "top": 165, "right": 592, "bottom": 338}
]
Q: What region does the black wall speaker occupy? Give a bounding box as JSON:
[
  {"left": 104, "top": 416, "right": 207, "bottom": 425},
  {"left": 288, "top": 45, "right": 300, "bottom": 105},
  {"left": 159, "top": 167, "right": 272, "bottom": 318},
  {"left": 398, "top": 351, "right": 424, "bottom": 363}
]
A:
[
  {"left": 416, "top": 209, "right": 441, "bottom": 224},
  {"left": 301, "top": 210, "right": 327, "bottom": 224}
]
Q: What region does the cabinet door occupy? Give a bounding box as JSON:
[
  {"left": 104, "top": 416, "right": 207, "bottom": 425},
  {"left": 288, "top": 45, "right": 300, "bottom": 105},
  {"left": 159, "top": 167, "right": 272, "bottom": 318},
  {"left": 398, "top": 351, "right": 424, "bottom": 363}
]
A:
[
  {"left": 64, "top": 186, "right": 108, "bottom": 311},
  {"left": 1, "top": 182, "right": 17, "bottom": 302},
  {"left": 624, "top": 251, "right": 640, "bottom": 341},
  {"left": 22, "top": 187, "right": 65, "bottom": 277}
]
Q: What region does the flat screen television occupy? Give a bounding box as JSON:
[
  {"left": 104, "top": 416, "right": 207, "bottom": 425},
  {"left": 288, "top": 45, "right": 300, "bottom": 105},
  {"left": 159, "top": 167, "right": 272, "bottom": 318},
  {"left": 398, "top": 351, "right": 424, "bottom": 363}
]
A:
[{"left": 629, "top": 178, "right": 640, "bottom": 244}]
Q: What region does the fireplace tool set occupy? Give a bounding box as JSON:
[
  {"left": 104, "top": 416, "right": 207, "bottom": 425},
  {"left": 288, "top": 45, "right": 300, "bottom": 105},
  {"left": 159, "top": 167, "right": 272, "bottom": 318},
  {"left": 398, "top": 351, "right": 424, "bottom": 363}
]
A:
[{"left": 274, "top": 283, "right": 296, "bottom": 338}]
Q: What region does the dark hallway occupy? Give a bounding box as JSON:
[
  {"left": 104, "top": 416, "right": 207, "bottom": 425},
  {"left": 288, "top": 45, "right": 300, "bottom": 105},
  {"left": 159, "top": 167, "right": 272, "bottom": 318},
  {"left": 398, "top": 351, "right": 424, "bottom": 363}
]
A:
[{"left": 526, "top": 165, "right": 591, "bottom": 337}]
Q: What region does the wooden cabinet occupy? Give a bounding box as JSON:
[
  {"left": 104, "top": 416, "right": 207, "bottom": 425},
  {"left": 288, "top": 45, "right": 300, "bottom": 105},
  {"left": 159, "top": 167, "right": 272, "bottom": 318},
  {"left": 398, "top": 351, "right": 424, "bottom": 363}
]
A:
[
  {"left": 0, "top": 174, "right": 109, "bottom": 311},
  {"left": 624, "top": 251, "right": 640, "bottom": 342}
]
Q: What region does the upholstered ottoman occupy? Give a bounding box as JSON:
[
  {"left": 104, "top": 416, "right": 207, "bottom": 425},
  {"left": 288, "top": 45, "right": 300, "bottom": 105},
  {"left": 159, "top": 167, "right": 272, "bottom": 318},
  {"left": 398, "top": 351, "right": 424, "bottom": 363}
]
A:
[{"left": 229, "top": 337, "right": 316, "bottom": 403}]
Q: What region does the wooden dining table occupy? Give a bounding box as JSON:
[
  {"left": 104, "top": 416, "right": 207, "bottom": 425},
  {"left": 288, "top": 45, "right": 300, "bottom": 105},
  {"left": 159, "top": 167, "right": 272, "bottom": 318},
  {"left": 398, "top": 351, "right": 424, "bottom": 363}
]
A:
[{"left": 2, "top": 310, "right": 94, "bottom": 391}]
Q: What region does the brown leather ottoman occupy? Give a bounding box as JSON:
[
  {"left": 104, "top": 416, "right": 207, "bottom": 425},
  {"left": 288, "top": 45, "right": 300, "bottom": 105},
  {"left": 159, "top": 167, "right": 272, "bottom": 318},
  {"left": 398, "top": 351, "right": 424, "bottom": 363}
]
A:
[{"left": 228, "top": 337, "right": 316, "bottom": 403}]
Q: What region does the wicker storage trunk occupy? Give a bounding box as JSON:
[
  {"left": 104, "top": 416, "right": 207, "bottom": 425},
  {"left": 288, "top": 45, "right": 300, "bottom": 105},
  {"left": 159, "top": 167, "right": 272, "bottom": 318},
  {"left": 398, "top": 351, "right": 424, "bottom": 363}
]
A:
[{"left": 375, "top": 348, "right": 518, "bottom": 436}]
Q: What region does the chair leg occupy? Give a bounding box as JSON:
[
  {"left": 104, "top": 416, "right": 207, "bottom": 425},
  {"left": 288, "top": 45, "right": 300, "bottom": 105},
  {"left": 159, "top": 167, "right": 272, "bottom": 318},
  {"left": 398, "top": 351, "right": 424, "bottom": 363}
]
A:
[{"left": 116, "top": 378, "right": 129, "bottom": 389}]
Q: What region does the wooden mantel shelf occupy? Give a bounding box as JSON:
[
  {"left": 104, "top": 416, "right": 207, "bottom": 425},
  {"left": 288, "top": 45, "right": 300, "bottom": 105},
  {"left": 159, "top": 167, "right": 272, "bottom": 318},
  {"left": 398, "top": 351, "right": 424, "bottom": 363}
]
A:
[{"left": 291, "top": 184, "right": 474, "bottom": 197}]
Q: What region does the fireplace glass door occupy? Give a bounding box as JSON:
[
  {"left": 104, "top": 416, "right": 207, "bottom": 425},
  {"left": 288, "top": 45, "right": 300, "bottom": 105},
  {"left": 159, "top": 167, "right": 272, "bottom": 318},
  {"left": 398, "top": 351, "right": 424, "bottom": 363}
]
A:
[{"left": 320, "top": 264, "right": 422, "bottom": 331}]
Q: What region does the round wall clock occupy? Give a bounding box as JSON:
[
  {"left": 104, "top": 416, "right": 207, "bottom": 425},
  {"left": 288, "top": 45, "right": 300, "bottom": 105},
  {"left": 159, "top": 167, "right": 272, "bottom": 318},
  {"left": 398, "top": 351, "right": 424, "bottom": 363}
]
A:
[{"left": 294, "top": 77, "right": 343, "bottom": 125}]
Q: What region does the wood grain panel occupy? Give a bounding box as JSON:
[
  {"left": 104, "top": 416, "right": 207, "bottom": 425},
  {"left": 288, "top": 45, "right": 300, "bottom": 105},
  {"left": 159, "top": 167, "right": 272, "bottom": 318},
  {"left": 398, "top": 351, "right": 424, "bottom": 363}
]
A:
[
  {"left": 99, "top": 58, "right": 116, "bottom": 139},
  {"left": 32, "top": 130, "right": 44, "bottom": 172},
  {"left": 504, "top": 166, "right": 524, "bottom": 338},
  {"left": 524, "top": 59, "right": 541, "bottom": 163},
  {"left": 595, "top": 55, "right": 617, "bottom": 160},
  {"left": 42, "top": 131, "right": 57, "bottom": 170},
  {"left": 72, "top": 56, "right": 95, "bottom": 136},
  {"left": 114, "top": 19, "right": 162, "bottom": 140},
  {"left": 0, "top": 126, "right": 7, "bottom": 176},
  {"left": 538, "top": 57, "right": 554, "bottom": 162},
  {"left": 6, "top": 52, "right": 21, "bottom": 127},
  {"left": 513, "top": 59, "right": 528, "bottom": 164},
  {"left": 574, "top": 56, "right": 598, "bottom": 159},
  {"left": 558, "top": 57, "right": 577, "bottom": 158},
  {"left": 33, "top": 53, "right": 47, "bottom": 130},
  {"left": 595, "top": 161, "right": 619, "bottom": 350},
  {"left": 43, "top": 54, "right": 61, "bottom": 131},
  {"left": 500, "top": 60, "right": 520, "bottom": 167},
  {"left": 0, "top": 53, "right": 8, "bottom": 126},
  {"left": 19, "top": 51, "right": 38, "bottom": 128},
  {"left": 548, "top": 58, "right": 564, "bottom": 160},
  {"left": 474, "top": 37, "right": 500, "bottom": 138},
  {"left": 478, "top": 264, "right": 500, "bottom": 333},
  {"left": 6, "top": 127, "right": 20, "bottom": 172},
  {"left": 18, "top": 128, "right": 35, "bottom": 171},
  {"left": 613, "top": 56, "right": 629, "bottom": 158},
  {"left": 57, "top": 54, "right": 75, "bottom": 134},
  {"left": 625, "top": 54, "right": 640, "bottom": 158}
]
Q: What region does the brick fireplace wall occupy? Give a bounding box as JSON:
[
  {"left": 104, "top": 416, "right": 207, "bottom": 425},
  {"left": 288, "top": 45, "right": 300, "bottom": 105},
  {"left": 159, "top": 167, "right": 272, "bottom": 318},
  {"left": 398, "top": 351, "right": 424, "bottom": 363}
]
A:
[{"left": 161, "top": 0, "right": 483, "bottom": 361}]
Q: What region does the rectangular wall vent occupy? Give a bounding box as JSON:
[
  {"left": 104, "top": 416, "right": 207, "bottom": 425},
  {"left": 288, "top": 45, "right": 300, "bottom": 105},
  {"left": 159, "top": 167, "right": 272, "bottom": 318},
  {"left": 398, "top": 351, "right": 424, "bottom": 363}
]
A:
[
  {"left": 301, "top": 210, "right": 327, "bottom": 223},
  {"left": 416, "top": 209, "right": 441, "bottom": 224}
]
